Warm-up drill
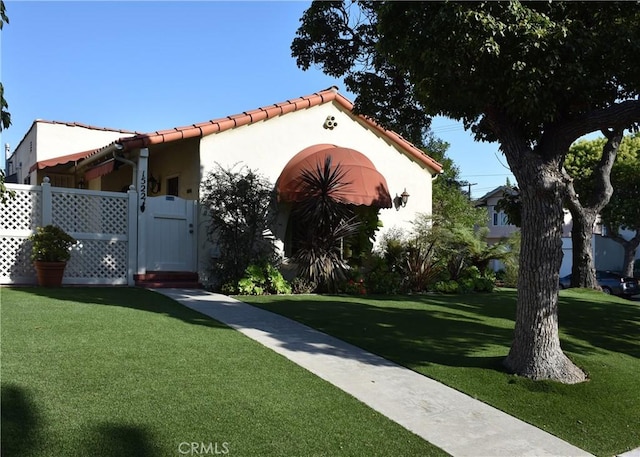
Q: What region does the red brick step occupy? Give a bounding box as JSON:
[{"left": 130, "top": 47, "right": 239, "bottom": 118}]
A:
[{"left": 134, "top": 271, "right": 202, "bottom": 289}]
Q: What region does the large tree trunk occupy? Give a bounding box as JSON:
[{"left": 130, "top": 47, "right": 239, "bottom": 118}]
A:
[
  {"left": 566, "top": 200, "right": 600, "bottom": 289},
  {"left": 493, "top": 123, "right": 587, "bottom": 383},
  {"left": 503, "top": 164, "right": 587, "bottom": 383}
]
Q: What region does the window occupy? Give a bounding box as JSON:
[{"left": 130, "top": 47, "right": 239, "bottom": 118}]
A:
[
  {"left": 167, "top": 176, "right": 179, "bottom": 196},
  {"left": 492, "top": 208, "right": 509, "bottom": 226}
]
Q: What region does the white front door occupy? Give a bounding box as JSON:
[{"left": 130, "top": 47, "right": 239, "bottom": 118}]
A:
[{"left": 145, "top": 196, "right": 196, "bottom": 271}]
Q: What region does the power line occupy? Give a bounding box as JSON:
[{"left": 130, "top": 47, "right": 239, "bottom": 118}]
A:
[{"left": 460, "top": 173, "right": 515, "bottom": 178}]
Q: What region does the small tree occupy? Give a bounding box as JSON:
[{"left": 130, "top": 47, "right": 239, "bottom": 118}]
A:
[
  {"left": 291, "top": 156, "right": 360, "bottom": 292},
  {"left": 564, "top": 130, "right": 623, "bottom": 289},
  {"left": 600, "top": 135, "right": 640, "bottom": 277},
  {"left": 200, "top": 164, "right": 276, "bottom": 290}
]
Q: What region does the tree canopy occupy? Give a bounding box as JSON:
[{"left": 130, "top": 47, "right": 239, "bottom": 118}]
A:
[
  {"left": 0, "top": 0, "right": 12, "bottom": 204},
  {"left": 293, "top": 1, "right": 640, "bottom": 383},
  {"left": 603, "top": 149, "right": 640, "bottom": 277},
  {"left": 0, "top": 0, "right": 9, "bottom": 130},
  {"left": 601, "top": 134, "right": 640, "bottom": 235}
]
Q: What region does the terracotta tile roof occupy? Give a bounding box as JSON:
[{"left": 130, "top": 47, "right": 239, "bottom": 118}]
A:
[{"left": 114, "top": 87, "right": 443, "bottom": 173}]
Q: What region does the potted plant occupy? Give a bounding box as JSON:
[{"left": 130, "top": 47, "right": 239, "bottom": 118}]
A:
[{"left": 29, "top": 225, "right": 76, "bottom": 287}]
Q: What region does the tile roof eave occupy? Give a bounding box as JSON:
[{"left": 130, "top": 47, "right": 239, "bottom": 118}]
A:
[
  {"left": 76, "top": 87, "right": 444, "bottom": 175},
  {"left": 331, "top": 93, "right": 443, "bottom": 174}
]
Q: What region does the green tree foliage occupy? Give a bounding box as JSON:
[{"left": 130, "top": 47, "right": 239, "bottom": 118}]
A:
[
  {"left": 501, "top": 232, "right": 521, "bottom": 288},
  {"left": 0, "top": 83, "right": 10, "bottom": 132},
  {"left": 1, "top": 1, "right": 10, "bottom": 131},
  {"left": 496, "top": 186, "right": 521, "bottom": 228},
  {"left": 433, "top": 181, "right": 488, "bottom": 230},
  {"left": 292, "top": 1, "right": 640, "bottom": 383},
  {"left": 0, "top": 1, "right": 13, "bottom": 204},
  {"left": 200, "top": 164, "right": 277, "bottom": 290},
  {"left": 597, "top": 134, "right": 640, "bottom": 276},
  {"left": 423, "top": 135, "right": 488, "bottom": 229}
]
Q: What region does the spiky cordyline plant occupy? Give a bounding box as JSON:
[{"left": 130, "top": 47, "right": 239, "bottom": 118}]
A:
[{"left": 292, "top": 156, "right": 360, "bottom": 292}]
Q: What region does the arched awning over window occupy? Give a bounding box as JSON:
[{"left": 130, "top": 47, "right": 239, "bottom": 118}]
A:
[{"left": 276, "top": 144, "right": 392, "bottom": 208}]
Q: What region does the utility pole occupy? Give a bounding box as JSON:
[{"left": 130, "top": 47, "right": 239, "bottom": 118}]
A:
[{"left": 459, "top": 180, "right": 478, "bottom": 200}]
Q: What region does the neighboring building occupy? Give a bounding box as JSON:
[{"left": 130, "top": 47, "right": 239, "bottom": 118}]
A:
[
  {"left": 3, "top": 87, "right": 443, "bottom": 283},
  {"left": 4, "top": 120, "right": 138, "bottom": 187},
  {"left": 474, "top": 186, "right": 519, "bottom": 246},
  {"left": 475, "top": 186, "right": 639, "bottom": 276}
]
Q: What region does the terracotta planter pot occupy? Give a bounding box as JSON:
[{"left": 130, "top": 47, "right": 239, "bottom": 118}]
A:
[{"left": 34, "top": 261, "right": 67, "bottom": 287}]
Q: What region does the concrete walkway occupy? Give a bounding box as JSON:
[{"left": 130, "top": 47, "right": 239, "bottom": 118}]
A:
[{"left": 158, "top": 289, "right": 593, "bottom": 457}]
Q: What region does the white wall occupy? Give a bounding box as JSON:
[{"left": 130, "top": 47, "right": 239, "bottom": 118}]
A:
[
  {"left": 35, "top": 123, "right": 134, "bottom": 161},
  {"left": 199, "top": 101, "right": 438, "bottom": 250},
  {"left": 7, "top": 126, "right": 37, "bottom": 184}
]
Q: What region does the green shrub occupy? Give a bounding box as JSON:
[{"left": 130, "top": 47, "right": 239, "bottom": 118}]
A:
[
  {"left": 29, "top": 225, "right": 76, "bottom": 262},
  {"left": 433, "top": 274, "right": 495, "bottom": 294},
  {"left": 473, "top": 277, "right": 495, "bottom": 292},
  {"left": 291, "top": 277, "right": 317, "bottom": 294},
  {"left": 461, "top": 265, "right": 481, "bottom": 280},
  {"left": 200, "top": 164, "right": 277, "bottom": 290},
  {"left": 266, "top": 264, "right": 292, "bottom": 294},
  {"left": 458, "top": 278, "right": 475, "bottom": 294},
  {"left": 357, "top": 252, "right": 404, "bottom": 295},
  {"left": 220, "top": 282, "right": 238, "bottom": 295},
  {"left": 233, "top": 263, "right": 291, "bottom": 295},
  {"left": 340, "top": 268, "right": 366, "bottom": 295},
  {"left": 433, "top": 280, "right": 459, "bottom": 294},
  {"left": 343, "top": 278, "right": 367, "bottom": 295},
  {"left": 366, "top": 269, "right": 403, "bottom": 295}
]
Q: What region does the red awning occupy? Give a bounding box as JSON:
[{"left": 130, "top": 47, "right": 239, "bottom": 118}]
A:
[
  {"left": 29, "top": 150, "right": 92, "bottom": 173},
  {"left": 277, "top": 144, "right": 392, "bottom": 208},
  {"left": 84, "top": 159, "right": 115, "bottom": 181}
]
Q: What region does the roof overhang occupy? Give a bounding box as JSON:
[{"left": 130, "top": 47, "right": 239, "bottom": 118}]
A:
[{"left": 29, "top": 150, "right": 92, "bottom": 173}]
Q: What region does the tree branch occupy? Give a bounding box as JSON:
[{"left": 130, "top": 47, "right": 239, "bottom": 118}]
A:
[{"left": 558, "top": 100, "right": 640, "bottom": 146}]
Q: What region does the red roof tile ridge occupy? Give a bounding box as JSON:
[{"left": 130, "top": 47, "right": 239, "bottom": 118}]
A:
[
  {"left": 87, "top": 86, "right": 441, "bottom": 174},
  {"left": 118, "top": 87, "right": 340, "bottom": 149}
]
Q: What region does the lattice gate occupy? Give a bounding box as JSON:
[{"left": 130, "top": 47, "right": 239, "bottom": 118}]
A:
[{"left": 1, "top": 180, "right": 137, "bottom": 285}]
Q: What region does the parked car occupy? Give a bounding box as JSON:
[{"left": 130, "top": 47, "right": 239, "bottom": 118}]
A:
[{"left": 559, "top": 270, "right": 640, "bottom": 297}]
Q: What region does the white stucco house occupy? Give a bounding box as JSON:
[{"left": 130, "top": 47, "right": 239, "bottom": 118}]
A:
[{"left": 3, "top": 87, "right": 443, "bottom": 285}]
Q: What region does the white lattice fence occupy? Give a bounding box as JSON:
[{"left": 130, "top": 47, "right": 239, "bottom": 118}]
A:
[
  {"left": 0, "top": 184, "right": 43, "bottom": 283},
  {"left": 1, "top": 181, "right": 137, "bottom": 285}
]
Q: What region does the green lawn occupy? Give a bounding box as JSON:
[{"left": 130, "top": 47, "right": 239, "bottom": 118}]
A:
[
  {"left": 240, "top": 289, "right": 640, "bottom": 457},
  {"left": 1, "top": 287, "right": 447, "bottom": 457}
]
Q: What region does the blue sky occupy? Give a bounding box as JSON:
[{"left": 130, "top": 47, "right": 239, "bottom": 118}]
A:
[{"left": 1, "top": 1, "right": 515, "bottom": 199}]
